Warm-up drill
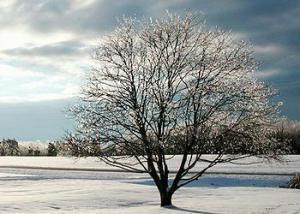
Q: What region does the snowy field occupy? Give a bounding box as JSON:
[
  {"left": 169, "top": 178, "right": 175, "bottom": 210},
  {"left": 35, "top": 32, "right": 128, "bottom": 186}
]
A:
[
  {"left": 1, "top": 155, "right": 300, "bottom": 175},
  {"left": 0, "top": 156, "right": 299, "bottom": 213}
]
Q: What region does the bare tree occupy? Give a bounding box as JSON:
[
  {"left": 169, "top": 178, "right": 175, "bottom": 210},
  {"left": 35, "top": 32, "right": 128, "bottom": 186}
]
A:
[{"left": 68, "top": 13, "right": 283, "bottom": 206}]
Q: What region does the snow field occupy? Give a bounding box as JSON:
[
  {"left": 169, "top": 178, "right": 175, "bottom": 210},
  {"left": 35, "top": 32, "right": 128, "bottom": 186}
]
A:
[{"left": 0, "top": 156, "right": 299, "bottom": 213}]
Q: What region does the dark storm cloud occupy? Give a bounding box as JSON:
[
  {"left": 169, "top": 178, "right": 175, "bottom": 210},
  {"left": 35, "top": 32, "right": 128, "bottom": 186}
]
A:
[
  {"left": 7, "top": 1, "right": 299, "bottom": 58},
  {"left": 7, "top": 0, "right": 152, "bottom": 34}
]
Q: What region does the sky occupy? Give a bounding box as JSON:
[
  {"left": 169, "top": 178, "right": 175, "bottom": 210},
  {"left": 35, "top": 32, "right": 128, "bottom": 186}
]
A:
[{"left": 0, "top": 0, "right": 299, "bottom": 141}]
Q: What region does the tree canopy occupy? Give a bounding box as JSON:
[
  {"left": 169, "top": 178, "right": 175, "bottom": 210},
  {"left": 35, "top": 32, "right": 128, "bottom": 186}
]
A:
[{"left": 68, "top": 13, "right": 283, "bottom": 206}]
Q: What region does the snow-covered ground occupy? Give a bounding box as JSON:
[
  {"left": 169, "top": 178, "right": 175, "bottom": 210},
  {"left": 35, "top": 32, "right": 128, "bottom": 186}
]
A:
[
  {"left": 0, "top": 156, "right": 299, "bottom": 213},
  {"left": 1, "top": 155, "right": 300, "bottom": 175}
]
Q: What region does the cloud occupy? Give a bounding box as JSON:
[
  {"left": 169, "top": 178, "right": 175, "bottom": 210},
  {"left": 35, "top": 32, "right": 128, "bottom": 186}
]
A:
[
  {"left": 0, "top": 0, "right": 298, "bottom": 121},
  {"left": 0, "top": 59, "right": 82, "bottom": 103},
  {"left": 0, "top": 63, "right": 81, "bottom": 104},
  {"left": 255, "top": 69, "right": 281, "bottom": 78},
  {"left": 2, "top": 40, "right": 88, "bottom": 57},
  {"left": 0, "top": 93, "right": 76, "bottom": 104},
  {"left": 253, "top": 44, "right": 284, "bottom": 56}
]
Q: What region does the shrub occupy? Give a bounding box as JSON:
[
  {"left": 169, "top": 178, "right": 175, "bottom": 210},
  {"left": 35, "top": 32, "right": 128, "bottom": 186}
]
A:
[
  {"left": 33, "top": 149, "right": 40, "bottom": 156},
  {"left": 274, "top": 120, "right": 300, "bottom": 154},
  {"left": 47, "top": 142, "right": 58, "bottom": 156},
  {"left": 288, "top": 173, "right": 300, "bottom": 189},
  {"left": 0, "top": 139, "right": 19, "bottom": 156},
  {"left": 27, "top": 147, "right": 33, "bottom": 156}
]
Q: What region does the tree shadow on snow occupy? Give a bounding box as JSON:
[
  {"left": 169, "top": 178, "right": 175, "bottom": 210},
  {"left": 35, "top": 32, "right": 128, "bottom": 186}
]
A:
[
  {"left": 165, "top": 205, "right": 219, "bottom": 214},
  {"left": 128, "top": 175, "right": 290, "bottom": 188}
]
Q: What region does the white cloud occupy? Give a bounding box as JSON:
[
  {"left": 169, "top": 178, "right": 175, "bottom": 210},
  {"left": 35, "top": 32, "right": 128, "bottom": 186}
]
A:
[
  {"left": 0, "top": 0, "right": 97, "bottom": 103},
  {"left": 232, "top": 32, "right": 248, "bottom": 41},
  {"left": 0, "top": 59, "right": 82, "bottom": 103},
  {"left": 0, "top": 63, "right": 46, "bottom": 78},
  {"left": 0, "top": 10, "right": 92, "bottom": 103},
  {"left": 63, "top": 83, "right": 81, "bottom": 95},
  {"left": 0, "top": 93, "right": 76, "bottom": 104},
  {"left": 255, "top": 69, "right": 281, "bottom": 78},
  {"left": 253, "top": 44, "right": 284, "bottom": 56},
  {"left": 0, "top": 26, "right": 75, "bottom": 50}
]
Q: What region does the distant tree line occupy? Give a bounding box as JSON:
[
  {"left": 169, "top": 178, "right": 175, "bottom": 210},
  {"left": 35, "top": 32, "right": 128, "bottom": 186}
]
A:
[
  {"left": 0, "top": 120, "right": 299, "bottom": 157},
  {"left": 67, "top": 119, "right": 300, "bottom": 156},
  {"left": 0, "top": 139, "right": 99, "bottom": 157},
  {"left": 272, "top": 120, "right": 300, "bottom": 154},
  {"left": 0, "top": 139, "right": 60, "bottom": 156}
]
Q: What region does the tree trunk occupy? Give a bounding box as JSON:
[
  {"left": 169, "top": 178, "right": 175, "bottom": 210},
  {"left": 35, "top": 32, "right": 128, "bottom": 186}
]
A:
[{"left": 160, "top": 189, "right": 172, "bottom": 207}]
